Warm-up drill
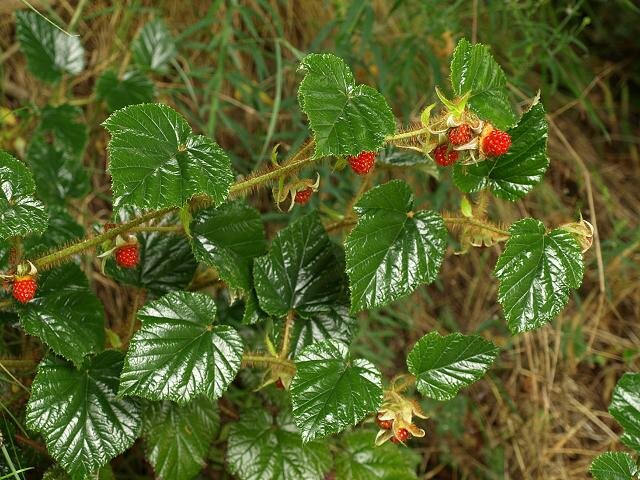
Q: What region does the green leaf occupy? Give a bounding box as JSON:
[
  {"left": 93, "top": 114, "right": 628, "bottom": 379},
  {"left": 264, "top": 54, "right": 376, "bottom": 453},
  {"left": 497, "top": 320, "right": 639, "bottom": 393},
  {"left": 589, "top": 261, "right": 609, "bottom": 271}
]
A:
[
  {"left": 23, "top": 206, "right": 83, "bottom": 257},
  {"left": 103, "top": 103, "right": 234, "bottom": 210},
  {"left": 494, "top": 219, "right": 584, "bottom": 333},
  {"left": 253, "top": 212, "right": 354, "bottom": 348},
  {"left": 450, "top": 38, "right": 516, "bottom": 129},
  {"left": 96, "top": 69, "right": 156, "bottom": 112},
  {"left": 36, "top": 104, "right": 88, "bottom": 156},
  {"left": 143, "top": 397, "right": 219, "bottom": 480},
  {"left": 407, "top": 331, "right": 498, "bottom": 401},
  {"left": 132, "top": 20, "right": 177, "bottom": 73},
  {"left": 26, "top": 351, "right": 142, "bottom": 480},
  {"left": 345, "top": 180, "right": 447, "bottom": 312},
  {"left": 242, "top": 289, "right": 270, "bottom": 325},
  {"left": 191, "top": 201, "right": 267, "bottom": 292},
  {"left": 15, "top": 11, "right": 84, "bottom": 83},
  {"left": 377, "top": 145, "right": 431, "bottom": 167},
  {"left": 227, "top": 409, "right": 331, "bottom": 480},
  {"left": 106, "top": 219, "right": 197, "bottom": 297},
  {"left": 290, "top": 340, "right": 382, "bottom": 442},
  {"left": 453, "top": 102, "right": 549, "bottom": 201},
  {"left": 272, "top": 304, "right": 356, "bottom": 357},
  {"left": 590, "top": 452, "right": 638, "bottom": 480},
  {"left": 335, "top": 430, "right": 419, "bottom": 480},
  {"left": 27, "top": 138, "right": 90, "bottom": 205},
  {"left": 18, "top": 264, "right": 105, "bottom": 366},
  {"left": 297, "top": 53, "right": 395, "bottom": 158},
  {"left": 119, "top": 291, "right": 243, "bottom": 403},
  {"left": 0, "top": 150, "right": 48, "bottom": 240},
  {"left": 610, "top": 373, "right": 640, "bottom": 453}
]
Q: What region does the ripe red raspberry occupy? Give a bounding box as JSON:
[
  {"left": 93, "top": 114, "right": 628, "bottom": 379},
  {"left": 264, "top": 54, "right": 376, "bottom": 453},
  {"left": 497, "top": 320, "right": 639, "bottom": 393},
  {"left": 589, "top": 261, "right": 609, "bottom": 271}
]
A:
[
  {"left": 390, "top": 428, "right": 410, "bottom": 444},
  {"left": 482, "top": 129, "right": 511, "bottom": 156},
  {"left": 433, "top": 144, "right": 459, "bottom": 167},
  {"left": 376, "top": 414, "right": 393, "bottom": 430},
  {"left": 294, "top": 187, "right": 313, "bottom": 204},
  {"left": 115, "top": 244, "right": 139, "bottom": 269},
  {"left": 348, "top": 151, "right": 376, "bottom": 175},
  {"left": 448, "top": 124, "right": 472, "bottom": 146},
  {"left": 275, "top": 378, "right": 285, "bottom": 390},
  {"left": 13, "top": 276, "right": 37, "bottom": 304}
]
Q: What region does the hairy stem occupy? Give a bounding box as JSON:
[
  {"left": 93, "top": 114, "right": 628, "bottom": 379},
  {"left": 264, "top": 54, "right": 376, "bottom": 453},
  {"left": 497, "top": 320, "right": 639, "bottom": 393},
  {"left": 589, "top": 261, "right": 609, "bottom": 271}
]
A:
[
  {"left": 442, "top": 215, "right": 510, "bottom": 237},
  {"left": 385, "top": 127, "right": 430, "bottom": 142},
  {"left": 279, "top": 310, "right": 296, "bottom": 359},
  {"left": 242, "top": 353, "right": 296, "bottom": 374}
]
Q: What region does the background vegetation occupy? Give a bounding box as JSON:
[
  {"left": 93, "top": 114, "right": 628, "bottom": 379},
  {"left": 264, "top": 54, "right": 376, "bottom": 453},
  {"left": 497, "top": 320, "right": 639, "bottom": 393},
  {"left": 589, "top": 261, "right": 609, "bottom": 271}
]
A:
[{"left": 0, "top": 0, "right": 639, "bottom": 478}]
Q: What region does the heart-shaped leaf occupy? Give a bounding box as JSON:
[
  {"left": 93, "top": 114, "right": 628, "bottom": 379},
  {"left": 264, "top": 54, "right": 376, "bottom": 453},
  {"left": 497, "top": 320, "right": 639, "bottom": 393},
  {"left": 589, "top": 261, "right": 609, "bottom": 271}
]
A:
[
  {"left": 227, "top": 409, "right": 331, "bottom": 480},
  {"left": 15, "top": 11, "right": 84, "bottom": 83},
  {"left": 453, "top": 101, "right": 548, "bottom": 201},
  {"left": 609, "top": 373, "right": 640, "bottom": 454},
  {"left": 96, "top": 70, "right": 156, "bottom": 112},
  {"left": 18, "top": 264, "right": 105, "bottom": 366},
  {"left": 450, "top": 38, "right": 516, "bottom": 130},
  {"left": 298, "top": 53, "right": 395, "bottom": 158},
  {"left": 590, "top": 452, "right": 638, "bottom": 480},
  {"left": 26, "top": 351, "right": 142, "bottom": 480},
  {"left": 191, "top": 201, "right": 267, "bottom": 292},
  {"left": 495, "top": 219, "right": 584, "bottom": 333},
  {"left": 103, "top": 103, "right": 234, "bottom": 211},
  {"left": 132, "top": 20, "right": 177, "bottom": 73},
  {"left": 0, "top": 150, "right": 48, "bottom": 240},
  {"left": 345, "top": 180, "right": 447, "bottom": 312},
  {"left": 253, "top": 212, "right": 354, "bottom": 349},
  {"left": 290, "top": 340, "right": 382, "bottom": 442},
  {"left": 119, "top": 291, "right": 243, "bottom": 403},
  {"left": 143, "top": 397, "right": 219, "bottom": 480},
  {"left": 407, "top": 331, "right": 498, "bottom": 401},
  {"left": 335, "top": 430, "right": 420, "bottom": 480}
]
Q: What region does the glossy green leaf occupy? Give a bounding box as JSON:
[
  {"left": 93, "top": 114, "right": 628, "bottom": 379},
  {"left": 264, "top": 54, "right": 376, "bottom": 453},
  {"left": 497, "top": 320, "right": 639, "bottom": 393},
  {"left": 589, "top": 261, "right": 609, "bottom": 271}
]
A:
[
  {"left": 143, "top": 397, "right": 219, "bottom": 480},
  {"left": 407, "top": 331, "right": 498, "bottom": 401},
  {"left": 590, "top": 452, "right": 638, "bottom": 480},
  {"left": 242, "top": 289, "right": 270, "bottom": 325},
  {"left": 15, "top": 11, "right": 84, "bottom": 83},
  {"left": 345, "top": 180, "right": 447, "bottom": 312},
  {"left": 106, "top": 222, "right": 197, "bottom": 297},
  {"left": 227, "top": 409, "right": 331, "bottom": 480},
  {"left": 119, "top": 291, "right": 243, "bottom": 403},
  {"left": 23, "top": 206, "right": 83, "bottom": 257},
  {"left": 26, "top": 351, "right": 142, "bottom": 480},
  {"left": 18, "top": 264, "right": 105, "bottom": 366},
  {"left": 104, "top": 103, "right": 234, "bottom": 210},
  {"left": 453, "top": 102, "right": 548, "bottom": 200},
  {"left": 132, "top": 20, "right": 177, "bottom": 73},
  {"left": 290, "top": 340, "right": 382, "bottom": 442},
  {"left": 450, "top": 38, "right": 516, "bottom": 129},
  {"left": 0, "top": 150, "right": 48, "bottom": 240},
  {"left": 610, "top": 373, "right": 640, "bottom": 453},
  {"left": 335, "top": 430, "right": 419, "bottom": 480},
  {"left": 27, "top": 138, "right": 90, "bottom": 205},
  {"left": 495, "top": 219, "right": 584, "bottom": 333},
  {"left": 191, "top": 201, "right": 267, "bottom": 292},
  {"left": 96, "top": 69, "right": 155, "bottom": 112},
  {"left": 253, "top": 212, "right": 353, "bottom": 345},
  {"left": 298, "top": 53, "right": 395, "bottom": 158},
  {"left": 42, "top": 465, "right": 114, "bottom": 480}
]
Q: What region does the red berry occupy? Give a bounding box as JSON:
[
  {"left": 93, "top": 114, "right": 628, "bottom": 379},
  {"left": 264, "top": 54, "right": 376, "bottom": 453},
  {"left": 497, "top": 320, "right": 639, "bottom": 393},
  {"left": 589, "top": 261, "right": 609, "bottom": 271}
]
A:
[
  {"left": 391, "top": 428, "right": 410, "bottom": 444},
  {"left": 433, "top": 144, "right": 459, "bottom": 167},
  {"left": 482, "top": 129, "right": 511, "bottom": 156},
  {"left": 348, "top": 151, "right": 376, "bottom": 175},
  {"left": 448, "top": 124, "right": 472, "bottom": 146},
  {"left": 13, "top": 276, "right": 37, "bottom": 304},
  {"left": 275, "top": 378, "right": 285, "bottom": 390},
  {"left": 115, "top": 244, "right": 139, "bottom": 269},
  {"left": 376, "top": 414, "right": 393, "bottom": 430},
  {"left": 294, "top": 187, "right": 313, "bottom": 204}
]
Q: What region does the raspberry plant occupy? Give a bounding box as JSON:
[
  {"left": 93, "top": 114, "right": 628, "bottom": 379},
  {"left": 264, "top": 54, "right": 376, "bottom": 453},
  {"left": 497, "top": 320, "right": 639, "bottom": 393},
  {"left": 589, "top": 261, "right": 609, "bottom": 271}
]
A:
[{"left": 0, "top": 14, "right": 601, "bottom": 480}]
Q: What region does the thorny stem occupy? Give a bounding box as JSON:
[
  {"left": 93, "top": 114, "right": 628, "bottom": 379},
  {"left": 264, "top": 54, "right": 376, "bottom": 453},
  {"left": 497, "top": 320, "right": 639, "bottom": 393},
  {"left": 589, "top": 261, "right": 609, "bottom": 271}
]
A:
[
  {"left": 442, "top": 215, "right": 510, "bottom": 238},
  {"left": 242, "top": 354, "right": 296, "bottom": 374},
  {"left": 385, "top": 127, "right": 430, "bottom": 142},
  {"left": 279, "top": 310, "right": 296, "bottom": 359}
]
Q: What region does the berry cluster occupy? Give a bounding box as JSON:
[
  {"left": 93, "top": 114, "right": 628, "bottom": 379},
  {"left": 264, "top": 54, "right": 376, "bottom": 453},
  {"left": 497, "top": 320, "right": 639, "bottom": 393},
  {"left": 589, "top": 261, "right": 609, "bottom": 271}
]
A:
[{"left": 431, "top": 121, "right": 511, "bottom": 167}]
